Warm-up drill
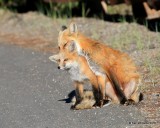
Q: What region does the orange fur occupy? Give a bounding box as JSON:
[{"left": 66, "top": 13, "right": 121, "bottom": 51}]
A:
[
  {"left": 49, "top": 50, "right": 120, "bottom": 107},
  {"left": 59, "top": 30, "right": 139, "bottom": 86},
  {"left": 58, "top": 23, "right": 141, "bottom": 104}
]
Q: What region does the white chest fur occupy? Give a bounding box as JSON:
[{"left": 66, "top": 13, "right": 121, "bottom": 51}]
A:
[{"left": 68, "top": 62, "right": 88, "bottom": 82}]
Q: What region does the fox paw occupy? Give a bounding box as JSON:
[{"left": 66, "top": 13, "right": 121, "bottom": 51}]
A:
[
  {"left": 124, "top": 99, "right": 135, "bottom": 106},
  {"left": 70, "top": 105, "right": 77, "bottom": 110},
  {"left": 93, "top": 100, "right": 103, "bottom": 108}
]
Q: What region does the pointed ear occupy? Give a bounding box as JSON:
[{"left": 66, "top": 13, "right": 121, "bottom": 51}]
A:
[
  {"left": 61, "top": 25, "right": 67, "bottom": 31},
  {"left": 68, "top": 41, "right": 76, "bottom": 52},
  {"left": 49, "top": 54, "right": 60, "bottom": 63},
  {"left": 69, "top": 22, "right": 78, "bottom": 34}
]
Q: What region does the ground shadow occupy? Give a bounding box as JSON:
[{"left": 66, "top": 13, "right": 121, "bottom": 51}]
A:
[{"left": 58, "top": 90, "right": 76, "bottom": 103}]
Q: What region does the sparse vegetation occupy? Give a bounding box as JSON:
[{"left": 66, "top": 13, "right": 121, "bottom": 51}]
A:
[
  {"left": 0, "top": 0, "right": 26, "bottom": 10},
  {"left": 36, "top": 1, "right": 79, "bottom": 18}
]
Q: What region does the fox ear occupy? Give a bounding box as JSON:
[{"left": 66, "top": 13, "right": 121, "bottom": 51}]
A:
[
  {"left": 61, "top": 25, "right": 67, "bottom": 31},
  {"left": 68, "top": 41, "right": 76, "bottom": 52},
  {"left": 49, "top": 54, "right": 60, "bottom": 63},
  {"left": 69, "top": 22, "right": 78, "bottom": 34}
]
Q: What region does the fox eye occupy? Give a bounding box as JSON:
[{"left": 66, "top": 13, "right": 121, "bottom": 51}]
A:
[
  {"left": 64, "top": 58, "right": 68, "bottom": 61},
  {"left": 57, "top": 59, "right": 60, "bottom": 62},
  {"left": 58, "top": 46, "right": 60, "bottom": 50}
]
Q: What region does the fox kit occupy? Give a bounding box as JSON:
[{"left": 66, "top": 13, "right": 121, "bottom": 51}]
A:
[
  {"left": 49, "top": 50, "right": 120, "bottom": 108},
  {"left": 58, "top": 23, "right": 141, "bottom": 105}
]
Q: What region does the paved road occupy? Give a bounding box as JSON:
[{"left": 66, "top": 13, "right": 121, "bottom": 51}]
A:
[{"left": 0, "top": 43, "right": 147, "bottom": 128}]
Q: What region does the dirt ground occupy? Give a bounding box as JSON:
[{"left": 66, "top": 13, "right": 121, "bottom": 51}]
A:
[{"left": 0, "top": 9, "right": 159, "bottom": 127}]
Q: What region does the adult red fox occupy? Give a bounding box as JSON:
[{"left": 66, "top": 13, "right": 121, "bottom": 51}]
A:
[
  {"left": 49, "top": 50, "right": 120, "bottom": 108},
  {"left": 57, "top": 23, "right": 141, "bottom": 106}
]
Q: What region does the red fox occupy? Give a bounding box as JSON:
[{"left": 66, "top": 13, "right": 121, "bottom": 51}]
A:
[
  {"left": 57, "top": 22, "right": 141, "bottom": 105},
  {"left": 49, "top": 50, "right": 120, "bottom": 108}
]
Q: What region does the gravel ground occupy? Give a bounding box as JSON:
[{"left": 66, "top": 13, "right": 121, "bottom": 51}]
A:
[{"left": 0, "top": 43, "right": 153, "bottom": 128}]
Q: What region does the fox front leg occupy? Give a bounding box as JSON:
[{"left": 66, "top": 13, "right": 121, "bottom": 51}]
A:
[
  {"left": 96, "top": 75, "right": 106, "bottom": 107},
  {"left": 71, "top": 81, "right": 84, "bottom": 109}
]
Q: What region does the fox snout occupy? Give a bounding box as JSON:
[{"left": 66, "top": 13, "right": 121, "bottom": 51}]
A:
[
  {"left": 58, "top": 66, "right": 64, "bottom": 69},
  {"left": 57, "top": 65, "right": 65, "bottom": 70}
]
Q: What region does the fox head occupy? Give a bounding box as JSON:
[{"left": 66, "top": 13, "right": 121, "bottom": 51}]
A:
[
  {"left": 58, "top": 22, "right": 79, "bottom": 53},
  {"left": 49, "top": 52, "right": 78, "bottom": 70}
]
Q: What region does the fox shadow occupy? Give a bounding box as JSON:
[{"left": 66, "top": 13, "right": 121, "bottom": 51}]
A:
[{"left": 58, "top": 90, "right": 76, "bottom": 103}]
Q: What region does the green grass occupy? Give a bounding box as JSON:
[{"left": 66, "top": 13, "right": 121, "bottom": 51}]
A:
[
  {"left": 36, "top": 1, "right": 92, "bottom": 19},
  {"left": 81, "top": 3, "right": 90, "bottom": 17},
  {"left": 107, "top": 4, "right": 132, "bottom": 15},
  {"left": 0, "top": 0, "right": 80, "bottom": 19},
  {"left": 36, "top": 1, "right": 79, "bottom": 19},
  {"left": 0, "top": 0, "right": 25, "bottom": 9}
]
